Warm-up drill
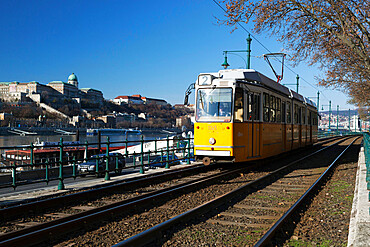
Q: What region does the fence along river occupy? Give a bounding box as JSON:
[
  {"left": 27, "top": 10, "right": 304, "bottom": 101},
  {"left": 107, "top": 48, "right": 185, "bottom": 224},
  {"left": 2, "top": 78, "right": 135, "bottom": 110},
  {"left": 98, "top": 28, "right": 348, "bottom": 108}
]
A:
[{"left": 0, "top": 129, "right": 194, "bottom": 190}]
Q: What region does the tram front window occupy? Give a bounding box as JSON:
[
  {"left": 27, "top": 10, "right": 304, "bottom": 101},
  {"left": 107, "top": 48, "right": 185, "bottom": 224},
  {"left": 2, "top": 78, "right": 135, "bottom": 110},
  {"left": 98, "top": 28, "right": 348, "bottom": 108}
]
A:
[{"left": 196, "top": 88, "right": 232, "bottom": 122}]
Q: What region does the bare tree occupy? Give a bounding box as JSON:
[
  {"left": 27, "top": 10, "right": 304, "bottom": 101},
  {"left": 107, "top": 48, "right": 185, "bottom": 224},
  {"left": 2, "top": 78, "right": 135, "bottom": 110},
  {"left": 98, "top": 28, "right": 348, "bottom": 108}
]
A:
[{"left": 219, "top": 0, "right": 370, "bottom": 107}]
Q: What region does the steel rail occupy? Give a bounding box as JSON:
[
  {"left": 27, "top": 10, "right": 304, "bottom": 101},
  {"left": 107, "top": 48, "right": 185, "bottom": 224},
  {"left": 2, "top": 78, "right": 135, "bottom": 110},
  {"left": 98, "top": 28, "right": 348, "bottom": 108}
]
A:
[
  {"left": 0, "top": 163, "right": 210, "bottom": 220},
  {"left": 254, "top": 136, "right": 360, "bottom": 246},
  {"left": 112, "top": 137, "right": 351, "bottom": 247},
  {"left": 0, "top": 165, "right": 254, "bottom": 247}
]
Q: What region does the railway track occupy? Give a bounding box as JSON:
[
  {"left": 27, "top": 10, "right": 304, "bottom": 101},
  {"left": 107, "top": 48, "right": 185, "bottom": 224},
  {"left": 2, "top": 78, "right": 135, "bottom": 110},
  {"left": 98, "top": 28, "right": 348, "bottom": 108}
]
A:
[
  {"left": 114, "top": 136, "right": 360, "bottom": 247},
  {"left": 0, "top": 136, "right": 354, "bottom": 246},
  {"left": 0, "top": 135, "right": 338, "bottom": 212},
  {"left": 0, "top": 164, "right": 260, "bottom": 246}
]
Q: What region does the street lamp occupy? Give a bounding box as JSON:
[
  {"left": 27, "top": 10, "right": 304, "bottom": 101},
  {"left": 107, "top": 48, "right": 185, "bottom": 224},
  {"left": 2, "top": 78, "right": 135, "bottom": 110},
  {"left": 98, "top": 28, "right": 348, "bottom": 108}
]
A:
[
  {"left": 322, "top": 100, "right": 332, "bottom": 131},
  {"left": 221, "top": 34, "right": 252, "bottom": 69},
  {"left": 221, "top": 54, "right": 230, "bottom": 69},
  {"left": 284, "top": 75, "right": 300, "bottom": 93},
  {"left": 336, "top": 105, "right": 339, "bottom": 134},
  {"left": 348, "top": 109, "right": 351, "bottom": 132},
  {"left": 307, "top": 91, "right": 320, "bottom": 111}
]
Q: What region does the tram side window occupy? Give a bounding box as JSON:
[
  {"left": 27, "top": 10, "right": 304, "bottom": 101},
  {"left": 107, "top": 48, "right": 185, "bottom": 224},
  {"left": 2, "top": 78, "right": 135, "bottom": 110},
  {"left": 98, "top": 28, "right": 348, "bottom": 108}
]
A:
[
  {"left": 282, "top": 102, "right": 286, "bottom": 123},
  {"left": 276, "top": 98, "right": 281, "bottom": 122},
  {"left": 234, "top": 88, "right": 244, "bottom": 122},
  {"left": 308, "top": 111, "right": 312, "bottom": 125},
  {"left": 312, "top": 112, "right": 315, "bottom": 125},
  {"left": 316, "top": 113, "right": 319, "bottom": 125},
  {"left": 263, "top": 93, "right": 269, "bottom": 122},
  {"left": 298, "top": 107, "right": 302, "bottom": 124},
  {"left": 313, "top": 112, "right": 318, "bottom": 125},
  {"left": 248, "top": 94, "right": 252, "bottom": 120},
  {"left": 254, "top": 94, "right": 260, "bottom": 120},
  {"left": 287, "top": 101, "right": 292, "bottom": 123},
  {"left": 311, "top": 112, "right": 313, "bottom": 125},
  {"left": 248, "top": 93, "right": 261, "bottom": 121},
  {"left": 302, "top": 108, "right": 306, "bottom": 125},
  {"left": 270, "top": 95, "right": 276, "bottom": 122},
  {"left": 294, "top": 104, "right": 298, "bottom": 124}
]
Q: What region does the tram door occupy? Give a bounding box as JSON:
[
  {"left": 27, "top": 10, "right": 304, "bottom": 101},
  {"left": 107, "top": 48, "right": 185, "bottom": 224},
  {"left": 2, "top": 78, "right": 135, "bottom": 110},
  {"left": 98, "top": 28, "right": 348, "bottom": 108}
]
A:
[{"left": 247, "top": 93, "right": 261, "bottom": 158}]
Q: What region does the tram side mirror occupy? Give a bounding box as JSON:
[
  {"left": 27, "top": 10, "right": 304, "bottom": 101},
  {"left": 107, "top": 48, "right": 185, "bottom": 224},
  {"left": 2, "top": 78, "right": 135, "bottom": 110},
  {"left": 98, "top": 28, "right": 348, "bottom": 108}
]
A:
[
  {"left": 184, "top": 95, "right": 189, "bottom": 105},
  {"left": 184, "top": 83, "right": 195, "bottom": 106}
]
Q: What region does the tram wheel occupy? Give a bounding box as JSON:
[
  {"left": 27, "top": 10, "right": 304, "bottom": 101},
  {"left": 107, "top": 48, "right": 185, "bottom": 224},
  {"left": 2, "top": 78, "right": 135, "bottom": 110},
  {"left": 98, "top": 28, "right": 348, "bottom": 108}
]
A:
[{"left": 202, "top": 157, "right": 211, "bottom": 166}]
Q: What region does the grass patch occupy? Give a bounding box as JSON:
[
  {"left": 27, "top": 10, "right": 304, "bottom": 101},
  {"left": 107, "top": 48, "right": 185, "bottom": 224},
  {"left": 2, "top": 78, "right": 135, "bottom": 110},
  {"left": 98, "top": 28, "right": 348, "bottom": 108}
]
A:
[
  {"left": 330, "top": 181, "right": 351, "bottom": 193},
  {"left": 287, "top": 238, "right": 334, "bottom": 247},
  {"left": 287, "top": 239, "right": 312, "bottom": 247},
  {"left": 318, "top": 239, "right": 333, "bottom": 247}
]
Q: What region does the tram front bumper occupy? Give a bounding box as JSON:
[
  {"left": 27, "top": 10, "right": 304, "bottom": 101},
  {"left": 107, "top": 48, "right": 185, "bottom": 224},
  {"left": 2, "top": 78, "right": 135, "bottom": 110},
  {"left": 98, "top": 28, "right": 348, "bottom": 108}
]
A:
[{"left": 195, "top": 150, "right": 231, "bottom": 156}]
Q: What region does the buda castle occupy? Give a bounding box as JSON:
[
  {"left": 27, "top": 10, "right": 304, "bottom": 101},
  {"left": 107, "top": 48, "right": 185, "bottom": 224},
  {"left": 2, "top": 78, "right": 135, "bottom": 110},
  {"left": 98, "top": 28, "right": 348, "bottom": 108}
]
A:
[{"left": 0, "top": 73, "right": 103, "bottom": 106}]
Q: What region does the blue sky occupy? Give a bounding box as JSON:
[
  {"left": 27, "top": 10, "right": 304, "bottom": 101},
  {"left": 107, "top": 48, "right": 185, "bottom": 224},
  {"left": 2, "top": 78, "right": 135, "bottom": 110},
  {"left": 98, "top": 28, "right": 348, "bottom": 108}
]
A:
[{"left": 0, "top": 0, "right": 355, "bottom": 110}]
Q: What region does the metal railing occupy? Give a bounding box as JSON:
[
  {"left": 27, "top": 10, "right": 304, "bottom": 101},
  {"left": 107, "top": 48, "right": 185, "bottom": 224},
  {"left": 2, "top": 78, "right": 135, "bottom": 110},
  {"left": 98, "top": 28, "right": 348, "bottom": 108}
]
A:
[
  {"left": 0, "top": 135, "right": 194, "bottom": 190},
  {"left": 2, "top": 130, "right": 360, "bottom": 191},
  {"left": 318, "top": 130, "right": 361, "bottom": 139}
]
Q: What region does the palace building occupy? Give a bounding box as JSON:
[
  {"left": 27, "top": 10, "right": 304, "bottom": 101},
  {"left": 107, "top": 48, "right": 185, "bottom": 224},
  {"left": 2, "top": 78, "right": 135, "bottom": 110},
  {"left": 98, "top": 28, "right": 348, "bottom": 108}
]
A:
[{"left": 0, "top": 73, "right": 103, "bottom": 106}]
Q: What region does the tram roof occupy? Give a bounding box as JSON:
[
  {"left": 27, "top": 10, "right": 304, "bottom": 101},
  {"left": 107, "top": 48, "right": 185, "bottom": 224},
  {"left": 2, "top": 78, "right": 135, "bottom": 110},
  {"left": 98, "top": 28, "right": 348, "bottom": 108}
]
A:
[{"left": 218, "top": 69, "right": 316, "bottom": 108}]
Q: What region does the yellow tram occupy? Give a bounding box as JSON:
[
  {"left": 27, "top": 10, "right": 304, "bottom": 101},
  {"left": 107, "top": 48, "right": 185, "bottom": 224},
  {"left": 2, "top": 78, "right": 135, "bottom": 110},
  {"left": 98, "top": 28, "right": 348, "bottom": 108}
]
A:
[{"left": 193, "top": 69, "right": 318, "bottom": 165}]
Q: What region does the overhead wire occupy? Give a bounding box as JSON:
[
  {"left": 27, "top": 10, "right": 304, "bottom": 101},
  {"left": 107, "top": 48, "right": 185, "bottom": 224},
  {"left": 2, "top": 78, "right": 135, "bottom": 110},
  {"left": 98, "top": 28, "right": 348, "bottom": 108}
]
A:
[{"left": 211, "top": 0, "right": 330, "bottom": 102}]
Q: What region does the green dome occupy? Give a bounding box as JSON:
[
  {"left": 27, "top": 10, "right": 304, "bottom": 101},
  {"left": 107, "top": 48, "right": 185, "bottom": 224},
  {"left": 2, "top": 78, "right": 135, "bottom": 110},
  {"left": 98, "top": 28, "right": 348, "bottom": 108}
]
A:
[{"left": 68, "top": 73, "right": 78, "bottom": 81}]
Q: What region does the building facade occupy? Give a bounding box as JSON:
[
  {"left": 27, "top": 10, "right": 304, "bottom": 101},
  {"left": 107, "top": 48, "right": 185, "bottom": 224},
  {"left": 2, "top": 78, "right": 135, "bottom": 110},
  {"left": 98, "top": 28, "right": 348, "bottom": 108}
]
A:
[
  {"left": 47, "top": 81, "right": 79, "bottom": 98},
  {"left": 113, "top": 94, "right": 167, "bottom": 106},
  {"left": 80, "top": 88, "right": 104, "bottom": 105}
]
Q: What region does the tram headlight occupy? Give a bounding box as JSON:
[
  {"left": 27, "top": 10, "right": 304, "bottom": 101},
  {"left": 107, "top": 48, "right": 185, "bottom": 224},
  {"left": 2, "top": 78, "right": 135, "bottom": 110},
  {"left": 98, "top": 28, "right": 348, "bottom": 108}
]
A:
[{"left": 209, "top": 137, "right": 216, "bottom": 145}]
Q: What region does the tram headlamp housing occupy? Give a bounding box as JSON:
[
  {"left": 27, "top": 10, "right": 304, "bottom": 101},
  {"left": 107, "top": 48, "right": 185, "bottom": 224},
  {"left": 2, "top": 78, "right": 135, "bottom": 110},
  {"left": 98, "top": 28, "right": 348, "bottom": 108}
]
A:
[{"left": 209, "top": 137, "right": 216, "bottom": 145}]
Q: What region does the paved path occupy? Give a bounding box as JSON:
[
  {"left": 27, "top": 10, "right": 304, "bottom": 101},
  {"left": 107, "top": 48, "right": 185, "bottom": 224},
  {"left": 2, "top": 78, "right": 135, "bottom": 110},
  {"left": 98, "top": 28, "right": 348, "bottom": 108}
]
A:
[{"left": 348, "top": 147, "right": 370, "bottom": 246}]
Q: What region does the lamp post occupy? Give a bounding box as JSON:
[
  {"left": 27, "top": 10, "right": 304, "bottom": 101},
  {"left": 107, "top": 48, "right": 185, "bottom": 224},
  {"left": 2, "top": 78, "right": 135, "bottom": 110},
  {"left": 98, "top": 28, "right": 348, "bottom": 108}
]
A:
[
  {"left": 246, "top": 34, "right": 252, "bottom": 69},
  {"left": 222, "top": 34, "right": 252, "bottom": 69},
  {"left": 317, "top": 91, "right": 320, "bottom": 112},
  {"left": 296, "top": 75, "right": 299, "bottom": 93},
  {"left": 348, "top": 109, "right": 351, "bottom": 132},
  {"left": 322, "top": 101, "right": 332, "bottom": 131},
  {"left": 283, "top": 74, "right": 300, "bottom": 93},
  {"left": 307, "top": 91, "right": 320, "bottom": 110},
  {"left": 308, "top": 91, "right": 320, "bottom": 124},
  {"left": 336, "top": 105, "right": 339, "bottom": 134}
]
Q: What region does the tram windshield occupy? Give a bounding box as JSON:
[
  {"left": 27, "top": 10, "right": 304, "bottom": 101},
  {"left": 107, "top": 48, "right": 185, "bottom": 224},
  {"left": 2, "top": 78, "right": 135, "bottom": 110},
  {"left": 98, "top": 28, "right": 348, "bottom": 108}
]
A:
[{"left": 196, "top": 88, "right": 232, "bottom": 122}]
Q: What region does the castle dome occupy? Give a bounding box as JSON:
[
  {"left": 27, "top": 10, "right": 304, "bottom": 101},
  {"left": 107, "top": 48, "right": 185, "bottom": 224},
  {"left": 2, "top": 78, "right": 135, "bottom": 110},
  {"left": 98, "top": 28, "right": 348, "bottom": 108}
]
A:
[{"left": 68, "top": 73, "right": 78, "bottom": 81}]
